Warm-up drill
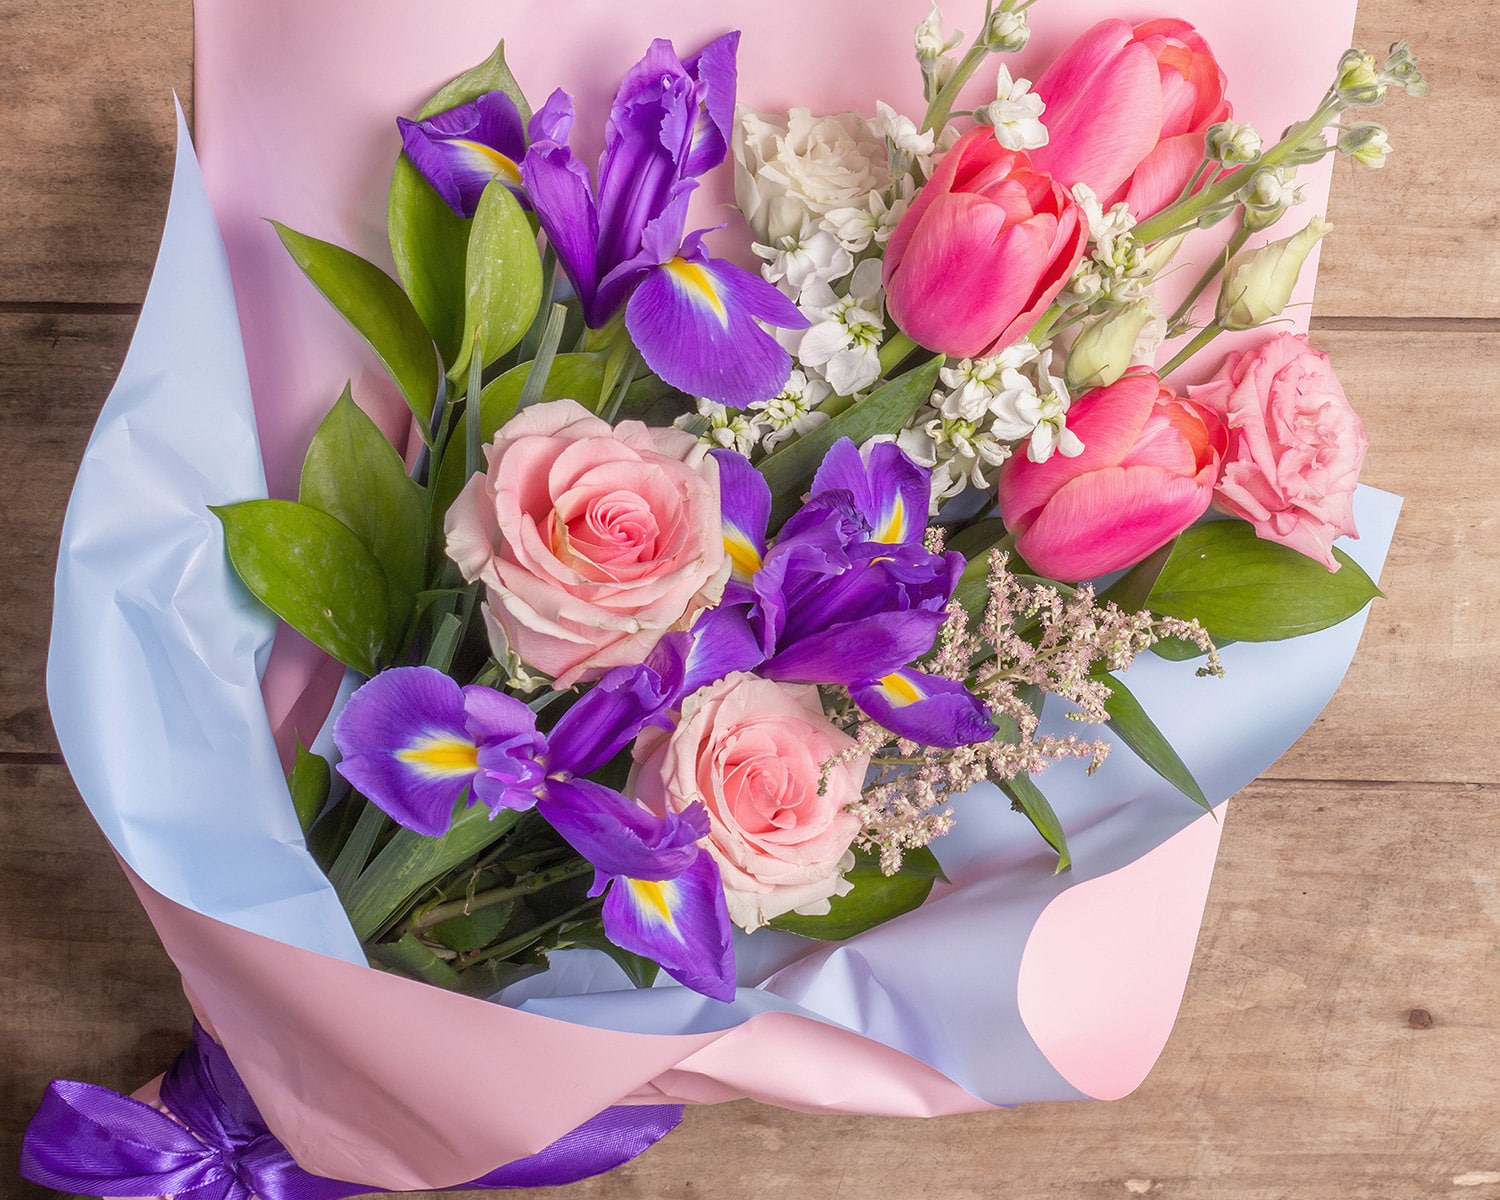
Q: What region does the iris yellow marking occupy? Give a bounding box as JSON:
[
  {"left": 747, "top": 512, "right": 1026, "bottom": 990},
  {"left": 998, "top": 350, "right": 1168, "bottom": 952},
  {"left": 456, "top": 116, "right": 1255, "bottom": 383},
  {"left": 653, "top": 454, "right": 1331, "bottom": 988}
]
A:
[
  {"left": 878, "top": 672, "right": 925, "bottom": 707},
  {"left": 629, "top": 878, "right": 679, "bottom": 930},
  {"left": 453, "top": 140, "right": 523, "bottom": 186},
  {"left": 724, "top": 528, "right": 763, "bottom": 580},
  {"left": 873, "top": 495, "right": 906, "bottom": 544},
  {"left": 396, "top": 736, "right": 480, "bottom": 776},
  {"left": 663, "top": 257, "right": 728, "bottom": 324}
]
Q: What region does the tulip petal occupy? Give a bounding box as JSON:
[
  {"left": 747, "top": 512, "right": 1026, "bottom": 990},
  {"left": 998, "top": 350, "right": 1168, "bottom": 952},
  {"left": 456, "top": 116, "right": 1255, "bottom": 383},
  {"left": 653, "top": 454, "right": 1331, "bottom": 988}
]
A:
[
  {"left": 1122, "top": 134, "right": 1213, "bottom": 220},
  {"left": 602, "top": 854, "right": 736, "bottom": 1002},
  {"left": 626, "top": 254, "right": 805, "bottom": 407},
  {"left": 851, "top": 669, "right": 995, "bottom": 748},
  {"left": 1014, "top": 464, "right": 1214, "bottom": 581}
]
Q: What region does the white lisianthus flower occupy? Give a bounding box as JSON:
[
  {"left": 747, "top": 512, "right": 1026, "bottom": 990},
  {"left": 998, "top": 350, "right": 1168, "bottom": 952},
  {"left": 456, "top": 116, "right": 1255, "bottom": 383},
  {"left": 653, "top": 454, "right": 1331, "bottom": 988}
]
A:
[
  {"left": 734, "top": 107, "right": 892, "bottom": 244},
  {"left": 979, "top": 67, "right": 1049, "bottom": 152}
]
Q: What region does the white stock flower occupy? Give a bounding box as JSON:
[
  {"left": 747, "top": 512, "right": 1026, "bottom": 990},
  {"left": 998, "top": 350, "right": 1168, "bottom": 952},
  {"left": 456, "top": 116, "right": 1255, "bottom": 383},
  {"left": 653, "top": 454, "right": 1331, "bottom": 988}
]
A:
[
  {"left": 784, "top": 262, "right": 887, "bottom": 396},
  {"left": 914, "top": 1, "right": 962, "bottom": 65},
  {"left": 750, "top": 370, "right": 833, "bottom": 450},
  {"left": 935, "top": 342, "right": 1041, "bottom": 421},
  {"left": 980, "top": 67, "right": 1049, "bottom": 152},
  {"left": 821, "top": 189, "right": 909, "bottom": 253},
  {"left": 873, "top": 101, "right": 936, "bottom": 160},
  {"left": 1013, "top": 351, "right": 1083, "bottom": 463},
  {"left": 675, "top": 398, "right": 767, "bottom": 458},
  {"left": 734, "top": 107, "right": 891, "bottom": 244},
  {"left": 753, "top": 229, "right": 855, "bottom": 296}
]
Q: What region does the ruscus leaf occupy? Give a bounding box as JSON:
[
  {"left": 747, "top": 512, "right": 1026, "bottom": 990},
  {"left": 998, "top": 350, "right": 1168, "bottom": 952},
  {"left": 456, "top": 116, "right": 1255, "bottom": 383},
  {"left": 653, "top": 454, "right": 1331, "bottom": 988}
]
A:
[{"left": 769, "top": 846, "right": 945, "bottom": 940}]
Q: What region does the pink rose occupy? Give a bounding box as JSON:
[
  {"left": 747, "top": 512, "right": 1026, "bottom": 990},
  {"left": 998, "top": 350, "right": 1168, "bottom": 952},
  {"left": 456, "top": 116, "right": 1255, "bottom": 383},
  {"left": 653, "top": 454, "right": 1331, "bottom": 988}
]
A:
[
  {"left": 997, "top": 371, "right": 1226, "bottom": 582},
  {"left": 883, "top": 127, "right": 1087, "bottom": 358},
  {"left": 630, "top": 673, "right": 867, "bottom": 931},
  {"left": 1030, "top": 18, "right": 1230, "bottom": 217},
  {"left": 1189, "top": 334, "right": 1366, "bottom": 570},
  {"left": 445, "top": 398, "right": 729, "bottom": 687}
]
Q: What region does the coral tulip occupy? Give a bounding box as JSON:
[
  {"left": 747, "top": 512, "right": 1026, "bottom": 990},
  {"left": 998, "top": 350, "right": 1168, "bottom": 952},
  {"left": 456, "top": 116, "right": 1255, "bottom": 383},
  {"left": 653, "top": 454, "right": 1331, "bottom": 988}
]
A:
[
  {"left": 997, "top": 371, "right": 1226, "bottom": 581},
  {"left": 1030, "top": 18, "right": 1230, "bottom": 218},
  {"left": 883, "top": 127, "right": 1086, "bottom": 358}
]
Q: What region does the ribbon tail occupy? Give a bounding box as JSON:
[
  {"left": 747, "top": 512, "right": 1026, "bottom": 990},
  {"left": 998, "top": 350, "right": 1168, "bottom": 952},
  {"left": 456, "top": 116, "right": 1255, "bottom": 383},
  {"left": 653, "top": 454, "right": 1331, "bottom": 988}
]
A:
[
  {"left": 20, "top": 1078, "right": 239, "bottom": 1199},
  {"left": 466, "top": 1104, "right": 685, "bottom": 1188}
]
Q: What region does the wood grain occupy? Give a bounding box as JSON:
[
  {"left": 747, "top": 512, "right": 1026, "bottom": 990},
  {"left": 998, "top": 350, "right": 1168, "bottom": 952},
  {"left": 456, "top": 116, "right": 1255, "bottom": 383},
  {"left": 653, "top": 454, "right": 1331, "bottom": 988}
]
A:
[{"left": 2, "top": 0, "right": 1496, "bottom": 1198}]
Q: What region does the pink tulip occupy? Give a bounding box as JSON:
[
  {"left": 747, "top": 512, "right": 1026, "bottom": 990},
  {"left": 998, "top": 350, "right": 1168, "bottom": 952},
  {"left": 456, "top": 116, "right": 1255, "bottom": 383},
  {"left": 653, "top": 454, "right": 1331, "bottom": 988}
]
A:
[
  {"left": 997, "top": 371, "right": 1226, "bottom": 582},
  {"left": 1030, "top": 18, "right": 1231, "bottom": 218},
  {"left": 883, "top": 127, "right": 1087, "bottom": 358}
]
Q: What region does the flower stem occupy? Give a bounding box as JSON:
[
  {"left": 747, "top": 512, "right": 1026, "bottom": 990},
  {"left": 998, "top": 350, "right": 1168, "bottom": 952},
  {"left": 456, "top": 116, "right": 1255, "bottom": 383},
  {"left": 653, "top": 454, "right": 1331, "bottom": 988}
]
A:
[
  {"left": 1168, "top": 223, "right": 1250, "bottom": 330},
  {"left": 1157, "top": 320, "right": 1226, "bottom": 380},
  {"left": 402, "top": 857, "right": 594, "bottom": 937},
  {"left": 922, "top": 41, "right": 992, "bottom": 134},
  {"left": 456, "top": 896, "right": 599, "bottom": 969},
  {"left": 879, "top": 331, "right": 920, "bottom": 376}
]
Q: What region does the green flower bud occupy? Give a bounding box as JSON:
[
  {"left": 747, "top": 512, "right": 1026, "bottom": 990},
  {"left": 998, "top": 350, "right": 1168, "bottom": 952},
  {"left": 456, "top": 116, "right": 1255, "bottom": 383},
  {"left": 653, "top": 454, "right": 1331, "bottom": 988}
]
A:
[
  {"left": 1065, "top": 300, "right": 1157, "bottom": 391},
  {"left": 1206, "top": 121, "right": 1262, "bottom": 165},
  {"left": 1216, "top": 215, "right": 1333, "bottom": 330},
  {"left": 1142, "top": 232, "right": 1187, "bottom": 276},
  {"left": 1336, "top": 49, "right": 1386, "bottom": 106},
  {"left": 1337, "top": 122, "right": 1391, "bottom": 168}
]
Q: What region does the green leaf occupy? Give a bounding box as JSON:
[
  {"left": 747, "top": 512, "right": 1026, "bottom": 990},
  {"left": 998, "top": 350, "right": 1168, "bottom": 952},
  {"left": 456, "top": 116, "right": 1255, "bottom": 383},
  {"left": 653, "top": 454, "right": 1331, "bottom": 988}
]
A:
[
  {"left": 389, "top": 155, "right": 472, "bottom": 369},
  {"left": 344, "top": 805, "right": 522, "bottom": 941},
  {"left": 449, "top": 183, "right": 544, "bottom": 382},
  {"left": 769, "top": 847, "right": 945, "bottom": 941},
  {"left": 430, "top": 353, "right": 607, "bottom": 536},
  {"left": 417, "top": 39, "right": 533, "bottom": 126},
  {"left": 327, "top": 801, "right": 388, "bottom": 898},
  {"left": 271, "top": 222, "right": 441, "bottom": 434},
  {"left": 366, "top": 934, "right": 463, "bottom": 990},
  {"left": 759, "top": 357, "right": 944, "bottom": 529},
  {"left": 1146, "top": 521, "right": 1381, "bottom": 641},
  {"left": 300, "top": 385, "right": 428, "bottom": 647},
  {"left": 1098, "top": 538, "right": 1177, "bottom": 613},
  {"left": 427, "top": 902, "right": 515, "bottom": 953},
  {"left": 1150, "top": 634, "right": 1234, "bottom": 662},
  {"left": 287, "top": 741, "right": 331, "bottom": 836},
  {"left": 1098, "top": 673, "right": 1212, "bottom": 813},
  {"left": 212, "top": 499, "right": 391, "bottom": 676},
  {"left": 1001, "top": 774, "right": 1070, "bottom": 873}
]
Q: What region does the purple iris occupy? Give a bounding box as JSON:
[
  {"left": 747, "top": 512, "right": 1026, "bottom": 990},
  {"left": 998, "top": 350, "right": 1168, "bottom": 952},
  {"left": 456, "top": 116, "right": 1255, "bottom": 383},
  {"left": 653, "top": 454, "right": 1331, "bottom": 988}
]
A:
[
  {"left": 711, "top": 441, "right": 996, "bottom": 748},
  {"left": 331, "top": 664, "right": 735, "bottom": 999},
  {"left": 397, "top": 91, "right": 528, "bottom": 218},
  {"left": 520, "top": 35, "right": 806, "bottom": 407}
]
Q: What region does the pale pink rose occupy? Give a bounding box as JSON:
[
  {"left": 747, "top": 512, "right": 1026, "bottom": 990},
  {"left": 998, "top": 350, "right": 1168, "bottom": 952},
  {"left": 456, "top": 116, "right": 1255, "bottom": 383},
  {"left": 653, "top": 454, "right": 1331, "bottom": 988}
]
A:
[
  {"left": 630, "top": 673, "right": 867, "bottom": 931},
  {"left": 1189, "top": 333, "right": 1367, "bottom": 570},
  {"left": 444, "top": 399, "right": 729, "bottom": 687}
]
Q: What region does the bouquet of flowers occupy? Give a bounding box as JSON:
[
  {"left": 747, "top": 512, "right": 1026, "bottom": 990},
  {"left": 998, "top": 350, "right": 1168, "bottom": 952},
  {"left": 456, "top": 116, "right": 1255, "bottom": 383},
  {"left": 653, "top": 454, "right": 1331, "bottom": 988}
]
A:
[{"left": 24, "top": 1, "right": 1423, "bottom": 1195}]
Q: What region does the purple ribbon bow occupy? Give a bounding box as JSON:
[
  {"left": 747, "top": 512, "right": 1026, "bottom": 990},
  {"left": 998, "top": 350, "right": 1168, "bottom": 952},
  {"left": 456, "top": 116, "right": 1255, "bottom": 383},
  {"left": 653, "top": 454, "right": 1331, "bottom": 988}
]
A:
[{"left": 21, "top": 1023, "right": 682, "bottom": 1197}]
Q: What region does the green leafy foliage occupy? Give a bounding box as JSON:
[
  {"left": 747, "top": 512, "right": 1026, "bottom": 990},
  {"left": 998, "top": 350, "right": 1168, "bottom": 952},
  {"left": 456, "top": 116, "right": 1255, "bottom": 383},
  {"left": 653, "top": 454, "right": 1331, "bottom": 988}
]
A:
[
  {"left": 417, "top": 39, "right": 533, "bottom": 125},
  {"left": 300, "top": 385, "right": 428, "bottom": 648},
  {"left": 1097, "top": 673, "right": 1212, "bottom": 812},
  {"left": 759, "top": 357, "right": 943, "bottom": 529},
  {"left": 389, "top": 156, "right": 472, "bottom": 368},
  {"left": 1146, "top": 521, "right": 1381, "bottom": 640},
  {"left": 769, "top": 847, "right": 946, "bottom": 940},
  {"left": 271, "top": 222, "right": 441, "bottom": 434},
  {"left": 286, "top": 741, "right": 332, "bottom": 836},
  {"left": 1001, "top": 774, "right": 1070, "bottom": 873},
  {"left": 212, "top": 499, "right": 391, "bottom": 677},
  {"left": 427, "top": 902, "right": 516, "bottom": 954},
  {"left": 449, "top": 183, "right": 545, "bottom": 383}
]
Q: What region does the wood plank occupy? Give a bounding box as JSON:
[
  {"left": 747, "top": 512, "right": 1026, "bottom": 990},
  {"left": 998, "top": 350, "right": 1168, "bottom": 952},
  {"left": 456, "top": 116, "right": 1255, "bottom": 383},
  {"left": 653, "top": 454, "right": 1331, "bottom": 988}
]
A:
[
  {"left": 1267, "top": 329, "right": 1500, "bottom": 784},
  {"left": 2, "top": 763, "right": 192, "bottom": 1200},
  {"left": 7, "top": 773, "right": 1492, "bottom": 1199},
  {"left": 0, "top": 0, "right": 1487, "bottom": 315},
  {"left": 1318, "top": 0, "right": 1498, "bottom": 318},
  {"left": 0, "top": 0, "right": 193, "bottom": 304},
  {"left": 0, "top": 312, "right": 136, "bottom": 754}
]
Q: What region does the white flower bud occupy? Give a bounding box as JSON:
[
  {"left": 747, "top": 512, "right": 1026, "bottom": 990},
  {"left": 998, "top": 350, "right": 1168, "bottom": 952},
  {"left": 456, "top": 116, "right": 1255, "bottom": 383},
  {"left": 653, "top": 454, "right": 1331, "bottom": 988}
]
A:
[
  {"left": 1206, "top": 121, "right": 1262, "bottom": 165},
  {"left": 1216, "top": 215, "right": 1333, "bottom": 331},
  {"left": 1337, "top": 122, "right": 1391, "bottom": 168},
  {"left": 1336, "top": 49, "right": 1385, "bottom": 106},
  {"left": 984, "top": 11, "right": 1030, "bottom": 53}
]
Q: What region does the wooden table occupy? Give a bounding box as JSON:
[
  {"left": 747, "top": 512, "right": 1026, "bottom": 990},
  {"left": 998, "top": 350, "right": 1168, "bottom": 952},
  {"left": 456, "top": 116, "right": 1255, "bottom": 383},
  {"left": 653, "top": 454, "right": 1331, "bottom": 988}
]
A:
[{"left": 3, "top": 2, "right": 1496, "bottom": 1197}]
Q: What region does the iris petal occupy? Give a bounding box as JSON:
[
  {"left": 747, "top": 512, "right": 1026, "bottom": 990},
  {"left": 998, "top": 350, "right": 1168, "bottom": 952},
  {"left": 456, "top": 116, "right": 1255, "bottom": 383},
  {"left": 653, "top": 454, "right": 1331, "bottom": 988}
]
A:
[
  {"left": 397, "top": 92, "right": 528, "bottom": 218},
  {"left": 333, "top": 667, "right": 479, "bottom": 836},
  {"left": 851, "top": 669, "right": 996, "bottom": 748},
  {"left": 602, "top": 855, "right": 736, "bottom": 1002},
  {"left": 626, "top": 254, "right": 806, "bottom": 407}
]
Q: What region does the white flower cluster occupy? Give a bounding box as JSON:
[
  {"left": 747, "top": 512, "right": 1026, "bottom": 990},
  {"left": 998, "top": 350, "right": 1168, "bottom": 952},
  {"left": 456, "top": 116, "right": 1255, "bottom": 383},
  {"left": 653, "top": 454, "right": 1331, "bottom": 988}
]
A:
[
  {"left": 975, "top": 67, "right": 1049, "bottom": 153},
  {"left": 1063, "top": 183, "right": 1154, "bottom": 311},
  {"left": 675, "top": 371, "right": 831, "bottom": 458},
  {"left": 896, "top": 346, "right": 1083, "bottom": 512},
  {"left": 733, "top": 101, "right": 937, "bottom": 441}
]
